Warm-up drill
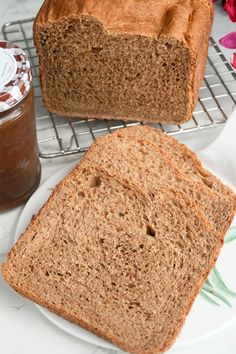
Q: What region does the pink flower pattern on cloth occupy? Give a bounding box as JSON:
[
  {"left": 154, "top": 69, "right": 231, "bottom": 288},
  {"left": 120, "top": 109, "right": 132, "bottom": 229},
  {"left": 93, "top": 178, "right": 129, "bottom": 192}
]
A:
[
  {"left": 215, "top": 0, "right": 236, "bottom": 68},
  {"left": 224, "top": 0, "right": 236, "bottom": 22}
]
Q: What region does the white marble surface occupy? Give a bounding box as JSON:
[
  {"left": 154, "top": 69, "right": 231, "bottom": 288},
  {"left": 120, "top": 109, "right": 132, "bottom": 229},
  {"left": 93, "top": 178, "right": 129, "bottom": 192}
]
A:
[{"left": 0, "top": 1, "right": 236, "bottom": 354}]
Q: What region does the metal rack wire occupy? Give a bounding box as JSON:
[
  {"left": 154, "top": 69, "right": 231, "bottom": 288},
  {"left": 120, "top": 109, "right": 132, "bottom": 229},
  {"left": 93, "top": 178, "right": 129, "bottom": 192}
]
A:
[{"left": 2, "top": 18, "right": 236, "bottom": 158}]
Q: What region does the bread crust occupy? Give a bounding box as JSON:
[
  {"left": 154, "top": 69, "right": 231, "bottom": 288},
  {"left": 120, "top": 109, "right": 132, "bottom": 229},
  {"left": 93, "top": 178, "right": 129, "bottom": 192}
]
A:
[{"left": 34, "top": 0, "right": 213, "bottom": 41}]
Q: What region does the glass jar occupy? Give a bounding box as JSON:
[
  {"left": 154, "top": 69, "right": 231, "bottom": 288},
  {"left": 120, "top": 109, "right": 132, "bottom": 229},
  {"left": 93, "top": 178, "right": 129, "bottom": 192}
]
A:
[{"left": 0, "top": 40, "right": 41, "bottom": 211}]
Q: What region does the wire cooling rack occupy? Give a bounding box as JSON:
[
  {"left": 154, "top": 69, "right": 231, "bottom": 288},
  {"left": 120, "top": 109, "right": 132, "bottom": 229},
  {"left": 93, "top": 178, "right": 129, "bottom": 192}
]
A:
[{"left": 2, "top": 18, "right": 236, "bottom": 158}]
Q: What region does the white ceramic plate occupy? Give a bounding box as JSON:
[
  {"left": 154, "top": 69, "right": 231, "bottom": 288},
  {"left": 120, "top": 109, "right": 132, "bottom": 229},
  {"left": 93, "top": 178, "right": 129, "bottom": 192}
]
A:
[{"left": 15, "top": 112, "right": 236, "bottom": 352}]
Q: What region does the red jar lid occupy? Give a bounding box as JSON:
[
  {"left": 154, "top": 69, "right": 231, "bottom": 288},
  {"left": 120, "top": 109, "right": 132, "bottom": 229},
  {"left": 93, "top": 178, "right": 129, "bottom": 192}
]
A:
[{"left": 0, "top": 40, "right": 32, "bottom": 113}]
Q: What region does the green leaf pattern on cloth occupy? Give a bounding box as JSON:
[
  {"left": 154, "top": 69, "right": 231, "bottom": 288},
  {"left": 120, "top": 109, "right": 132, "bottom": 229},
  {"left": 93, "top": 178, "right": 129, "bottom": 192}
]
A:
[{"left": 200, "top": 226, "right": 236, "bottom": 306}]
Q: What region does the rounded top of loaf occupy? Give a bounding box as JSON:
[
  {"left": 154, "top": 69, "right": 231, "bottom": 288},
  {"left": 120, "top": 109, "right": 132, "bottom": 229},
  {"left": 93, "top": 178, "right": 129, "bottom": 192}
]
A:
[{"left": 34, "top": 0, "right": 213, "bottom": 44}]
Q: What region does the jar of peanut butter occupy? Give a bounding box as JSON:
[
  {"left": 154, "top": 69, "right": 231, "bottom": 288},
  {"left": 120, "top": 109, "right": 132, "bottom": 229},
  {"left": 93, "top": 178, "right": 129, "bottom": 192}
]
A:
[{"left": 0, "top": 40, "right": 41, "bottom": 211}]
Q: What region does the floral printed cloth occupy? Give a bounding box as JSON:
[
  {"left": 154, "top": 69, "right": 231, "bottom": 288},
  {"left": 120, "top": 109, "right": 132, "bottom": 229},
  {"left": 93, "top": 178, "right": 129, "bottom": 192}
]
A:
[{"left": 216, "top": 0, "right": 236, "bottom": 68}]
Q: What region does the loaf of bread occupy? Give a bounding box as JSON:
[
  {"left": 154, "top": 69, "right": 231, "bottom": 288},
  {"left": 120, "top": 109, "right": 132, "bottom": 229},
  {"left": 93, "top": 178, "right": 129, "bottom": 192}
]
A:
[
  {"left": 3, "top": 127, "right": 236, "bottom": 354},
  {"left": 33, "top": 0, "right": 213, "bottom": 124}
]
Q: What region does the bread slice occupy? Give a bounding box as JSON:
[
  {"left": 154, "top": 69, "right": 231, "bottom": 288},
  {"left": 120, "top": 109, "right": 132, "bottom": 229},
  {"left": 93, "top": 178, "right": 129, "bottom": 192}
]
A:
[
  {"left": 3, "top": 167, "right": 224, "bottom": 354},
  {"left": 80, "top": 131, "right": 236, "bottom": 235},
  {"left": 116, "top": 125, "right": 235, "bottom": 198},
  {"left": 33, "top": 0, "right": 213, "bottom": 124}
]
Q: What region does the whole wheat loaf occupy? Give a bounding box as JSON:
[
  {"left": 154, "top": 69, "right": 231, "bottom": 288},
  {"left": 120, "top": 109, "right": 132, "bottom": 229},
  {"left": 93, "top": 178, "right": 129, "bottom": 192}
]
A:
[
  {"left": 2, "top": 167, "right": 224, "bottom": 354},
  {"left": 33, "top": 0, "right": 213, "bottom": 124}
]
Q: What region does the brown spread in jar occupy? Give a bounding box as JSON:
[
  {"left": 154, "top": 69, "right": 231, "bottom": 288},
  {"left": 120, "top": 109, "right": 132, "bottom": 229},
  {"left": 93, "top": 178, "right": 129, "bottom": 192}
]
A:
[{"left": 0, "top": 40, "right": 41, "bottom": 210}]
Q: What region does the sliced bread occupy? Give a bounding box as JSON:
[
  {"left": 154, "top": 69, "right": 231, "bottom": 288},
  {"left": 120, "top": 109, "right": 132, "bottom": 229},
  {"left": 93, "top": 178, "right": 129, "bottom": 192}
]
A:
[
  {"left": 116, "top": 125, "right": 235, "bottom": 199},
  {"left": 3, "top": 166, "right": 223, "bottom": 354},
  {"left": 80, "top": 132, "right": 236, "bottom": 235}
]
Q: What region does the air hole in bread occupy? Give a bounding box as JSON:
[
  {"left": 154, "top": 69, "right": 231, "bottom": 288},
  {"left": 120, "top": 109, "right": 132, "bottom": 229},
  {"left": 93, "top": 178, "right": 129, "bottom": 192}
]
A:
[
  {"left": 89, "top": 176, "right": 101, "bottom": 188},
  {"left": 146, "top": 224, "right": 156, "bottom": 237},
  {"left": 186, "top": 232, "right": 193, "bottom": 242},
  {"left": 66, "top": 24, "right": 73, "bottom": 32},
  {"left": 91, "top": 46, "right": 102, "bottom": 54},
  {"left": 139, "top": 148, "right": 148, "bottom": 156},
  {"left": 176, "top": 241, "right": 183, "bottom": 249},
  {"left": 149, "top": 193, "right": 155, "bottom": 201},
  {"left": 78, "top": 191, "right": 85, "bottom": 197},
  {"left": 202, "top": 177, "right": 213, "bottom": 188},
  {"left": 166, "top": 43, "right": 172, "bottom": 50}
]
